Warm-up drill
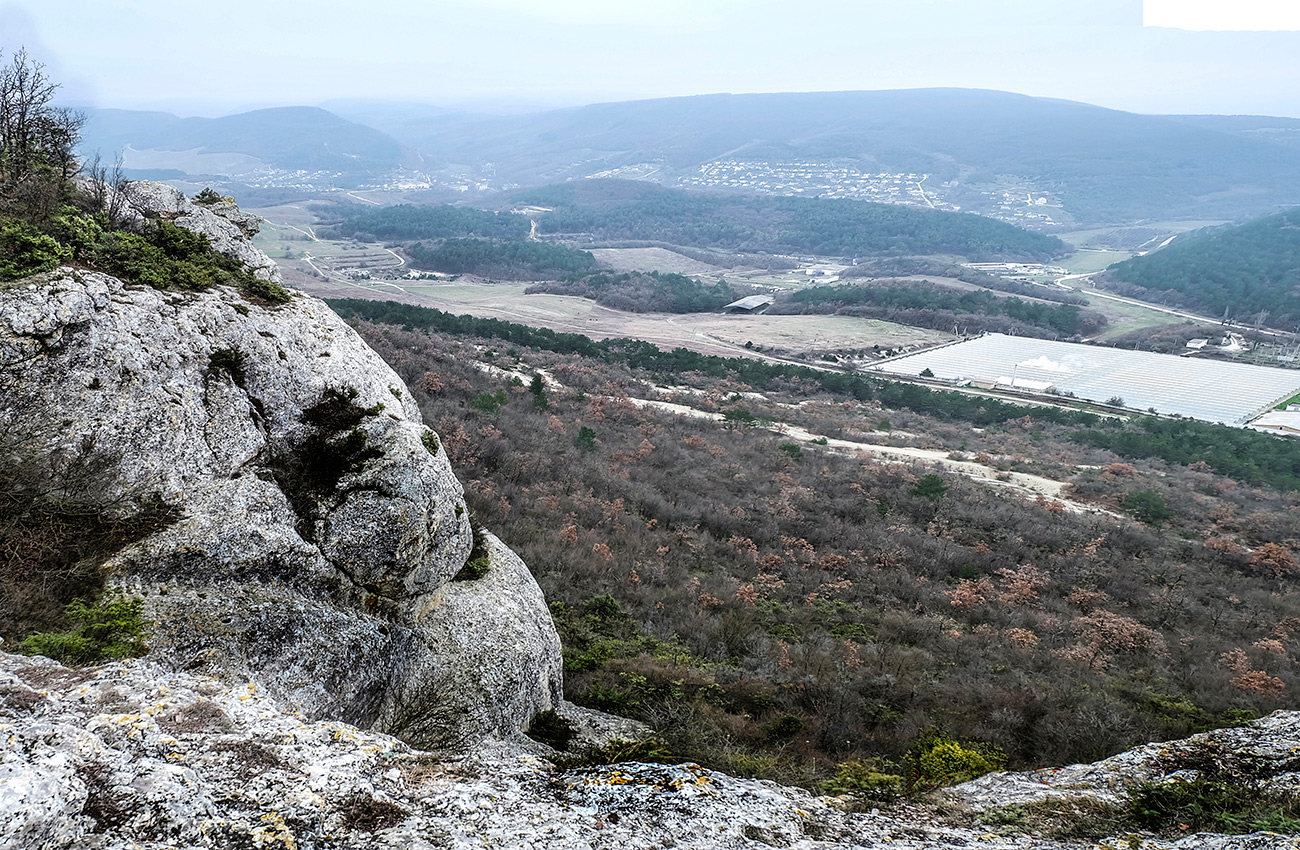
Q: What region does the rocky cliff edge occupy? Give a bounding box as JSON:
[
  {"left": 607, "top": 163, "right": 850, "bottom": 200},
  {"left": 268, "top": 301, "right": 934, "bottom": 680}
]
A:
[{"left": 4, "top": 650, "right": 1298, "bottom": 849}]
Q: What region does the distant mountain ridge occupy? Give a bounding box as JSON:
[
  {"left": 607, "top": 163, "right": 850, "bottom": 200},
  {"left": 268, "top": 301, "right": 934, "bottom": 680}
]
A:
[
  {"left": 408, "top": 89, "right": 1300, "bottom": 225},
  {"left": 78, "top": 105, "right": 408, "bottom": 179},
  {"left": 78, "top": 90, "right": 1300, "bottom": 226}
]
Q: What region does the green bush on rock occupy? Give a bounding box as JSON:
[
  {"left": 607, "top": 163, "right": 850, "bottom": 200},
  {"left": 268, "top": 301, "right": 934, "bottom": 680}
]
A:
[
  {"left": 19, "top": 595, "right": 148, "bottom": 665},
  {"left": 0, "top": 219, "right": 71, "bottom": 280}
]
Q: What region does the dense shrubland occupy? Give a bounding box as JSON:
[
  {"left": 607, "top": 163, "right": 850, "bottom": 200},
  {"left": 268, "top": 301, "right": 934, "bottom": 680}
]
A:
[{"left": 347, "top": 310, "right": 1300, "bottom": 790}]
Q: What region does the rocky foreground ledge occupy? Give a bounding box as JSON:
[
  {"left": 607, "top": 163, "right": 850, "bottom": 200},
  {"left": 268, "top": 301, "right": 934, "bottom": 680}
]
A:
[{"left": 3, "top": 651, "right": 1298, "bottom": 850}]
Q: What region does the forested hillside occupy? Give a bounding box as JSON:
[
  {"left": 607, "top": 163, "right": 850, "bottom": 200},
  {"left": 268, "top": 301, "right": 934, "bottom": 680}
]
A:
[
  {"left": 323, "top": 203, "right": 530, "bottom": 241},
  {"left": 1104, "top": 208, "right": 1300, "bottom": 325},
  {"left": 517, "top": 181, "right": 1067, "bottom": 261},
  {"left": 337, "top": 298, "right": 1300, "bottom": 789}
]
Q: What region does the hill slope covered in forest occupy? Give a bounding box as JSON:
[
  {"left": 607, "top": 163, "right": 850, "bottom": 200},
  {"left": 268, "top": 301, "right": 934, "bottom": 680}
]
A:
[{"left": 1103, "top": 208, "right": 1300, "bottom": 325}]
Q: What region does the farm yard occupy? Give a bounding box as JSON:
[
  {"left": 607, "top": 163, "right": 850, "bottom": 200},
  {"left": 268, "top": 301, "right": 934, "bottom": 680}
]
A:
[{"left": 875, "top": 333, "right": 1300, "bottom": 425}]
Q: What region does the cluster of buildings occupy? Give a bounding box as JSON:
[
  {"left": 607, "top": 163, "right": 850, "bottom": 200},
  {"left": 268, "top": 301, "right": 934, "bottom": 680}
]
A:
[{"left": 675, "top": 161, "right": 957, "bottom": 208}]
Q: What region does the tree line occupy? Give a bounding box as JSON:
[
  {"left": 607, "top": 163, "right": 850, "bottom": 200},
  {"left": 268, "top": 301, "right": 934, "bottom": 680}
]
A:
[
  {"left": 321, "top": 202, "right": 530, "bottom": 242},
  {"left": 526, "top": 270, "right": 736, "bottom": 313},
  {"left": 406, "top": 238, "right": 598, "bottom": 279},
  {"left": 776, "top": 280, "right": 1107, "bottom": 338}
]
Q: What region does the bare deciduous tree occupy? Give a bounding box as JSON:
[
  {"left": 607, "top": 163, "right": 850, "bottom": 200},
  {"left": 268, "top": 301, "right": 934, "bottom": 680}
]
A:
[{"left": 0, "top": 48, "right": 84, "bottom": 219}]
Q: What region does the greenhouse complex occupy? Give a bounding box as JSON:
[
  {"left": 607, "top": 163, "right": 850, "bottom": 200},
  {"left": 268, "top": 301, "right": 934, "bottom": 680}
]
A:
[{"left": 874, "top": 333, "right": 1300, "bottom": 426}]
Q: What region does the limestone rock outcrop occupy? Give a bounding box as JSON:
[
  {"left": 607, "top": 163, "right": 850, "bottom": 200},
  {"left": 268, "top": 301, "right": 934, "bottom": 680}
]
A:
[
  {"left": 119, "top": 182, "right": 282, "bottom": 282},
  {"left": 0, "top": 185, "right": 562, "bottom": 749},
  {"left": 4, "top": 651, "right": 1295, "bottom": 850}
]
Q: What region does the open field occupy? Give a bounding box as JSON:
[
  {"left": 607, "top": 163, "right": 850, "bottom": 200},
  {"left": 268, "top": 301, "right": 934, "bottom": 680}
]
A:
[
  {"left": 588, "top": 247, "right": 721, "bottom": 275},
  {"left": 875, "top": 332, "right": 1300, "bottom": 425},
  {"left": 1076, "top": 288, "right": 1195, "bottom": 340},
  {"left": 1059, "top": 248, "right": 1132, "bottom": 274},
  {"left": 253, "top": 202, "right": 1229, "bottom": 358},
  {"left": 251, "top": 206, "right": 405, "bottom": 278},
  {"left": 1057, "top": 220, "right": 1227, "bottom": 251},
  {"left": 295, "top": 278, "right": 949, "bottom": 359}
]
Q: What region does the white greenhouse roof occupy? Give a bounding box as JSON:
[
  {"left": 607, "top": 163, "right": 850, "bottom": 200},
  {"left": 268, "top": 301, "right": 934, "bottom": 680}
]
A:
[{"left": 873, "top": 334, "right": 1300, "bottom": 425}]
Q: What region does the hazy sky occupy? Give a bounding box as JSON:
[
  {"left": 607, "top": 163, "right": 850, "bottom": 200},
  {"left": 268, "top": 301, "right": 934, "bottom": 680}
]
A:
[{"left": 4, "top": 0, "right": 1299, "bottom": 117}]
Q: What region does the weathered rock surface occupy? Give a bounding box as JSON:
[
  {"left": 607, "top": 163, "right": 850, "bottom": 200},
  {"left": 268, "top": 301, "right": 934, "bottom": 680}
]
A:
[
  {"left": 3, "top": 652, "right": 1296, "bottom": 850},
  {"left": 0, "top": 185, "right": 562, "bottom": 748}
]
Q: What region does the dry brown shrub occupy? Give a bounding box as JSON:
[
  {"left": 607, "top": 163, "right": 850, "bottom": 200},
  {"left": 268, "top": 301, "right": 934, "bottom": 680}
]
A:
[
  {"left": 1067, "top": 587, "right": 1110, "bottom": 608},
  {"left": 1231, "top": 670, "right": 1287, "bottom": 698},
  {"left": 945, "top": 578, "right": 993, "bottom": 611},
  {"left": 1248, "top": 543, "right": 1298, "bottom": 578},
  {"left": 1071, "top": 610, "right": 1165, "bottom": 654},
  {"left": 1253, "top": 638, "right": 1286, "bottom": 655},
  {"left": 1005, "top": 627, "right": 1039, "bottom": 649},
  {"left": 996, "top": 564, "right": 1048, "bottom": 606}
]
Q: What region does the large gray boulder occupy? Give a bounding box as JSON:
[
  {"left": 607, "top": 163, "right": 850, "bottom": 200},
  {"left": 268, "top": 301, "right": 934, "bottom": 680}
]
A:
[{"left": 0, "top": 186, "right": 562, "bottom": 749}]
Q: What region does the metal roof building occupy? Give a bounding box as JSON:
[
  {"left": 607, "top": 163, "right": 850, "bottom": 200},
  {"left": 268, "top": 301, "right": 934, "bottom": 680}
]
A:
[{"left": 722, "top": 295, "right": 776, "bottom": 313}]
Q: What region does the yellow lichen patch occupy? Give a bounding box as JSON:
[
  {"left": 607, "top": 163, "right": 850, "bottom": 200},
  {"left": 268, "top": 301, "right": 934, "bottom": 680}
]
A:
[
  {"left": 106, "top": 714, "right": 141, "bottom": 724},
  {"left": 250, "top": 811, "right": 297, "bottom": 849}
]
